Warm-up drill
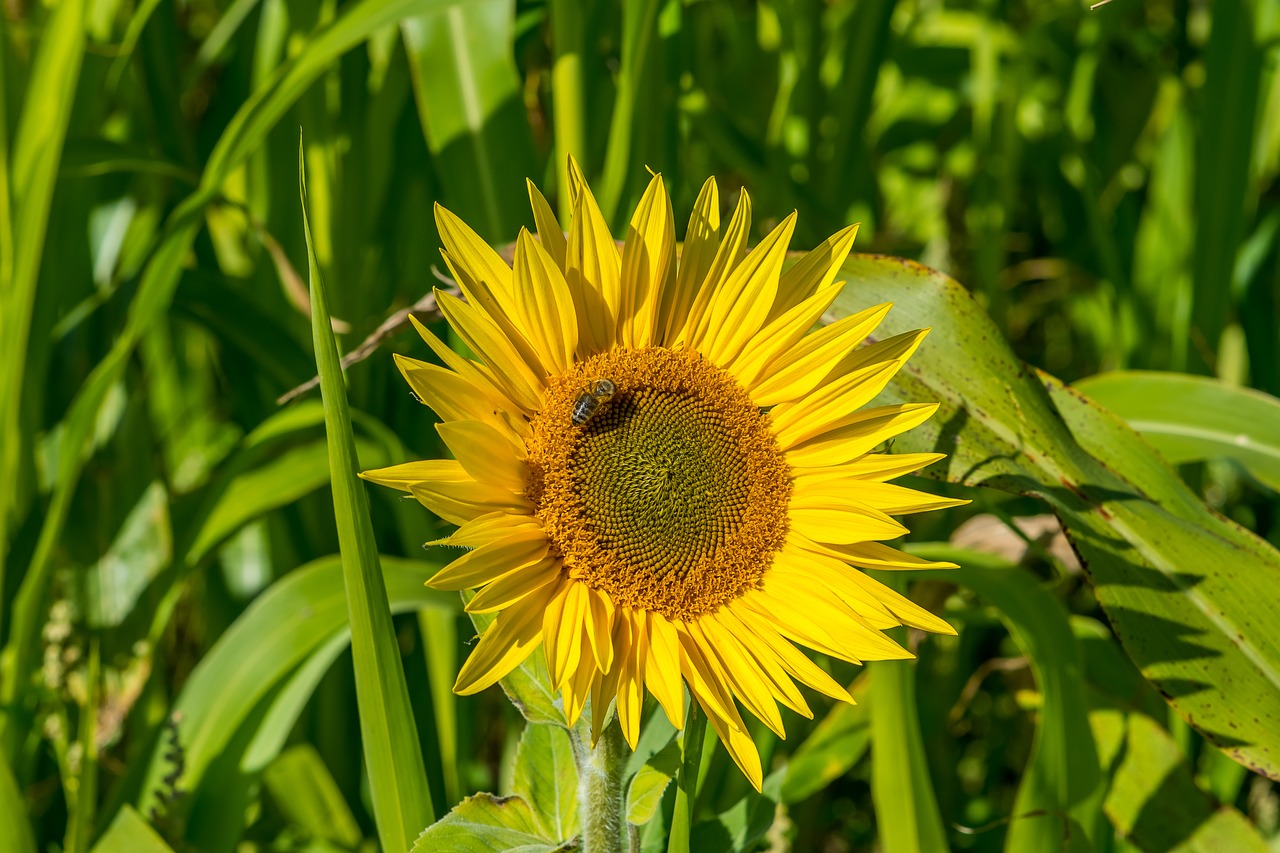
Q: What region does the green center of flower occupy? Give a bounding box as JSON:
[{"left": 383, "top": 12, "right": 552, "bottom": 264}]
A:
[{"left": 526, "top": 347, "right": 791, "bottom": 620}]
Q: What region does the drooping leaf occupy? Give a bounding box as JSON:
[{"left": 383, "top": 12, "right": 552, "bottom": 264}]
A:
[{"left": 833, "top": 254, "right": 1280, "bottom": 780}]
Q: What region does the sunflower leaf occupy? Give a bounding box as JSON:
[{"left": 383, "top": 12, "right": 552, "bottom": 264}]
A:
[
  {"left": 513, "top": 723, "right": 580, "bottom": 842},
  {"left": 831, "top": 254, "right": 1280, "bottom": 780},
  {"left": 410, "top": 794, "right": 565, "bottom": 853}
]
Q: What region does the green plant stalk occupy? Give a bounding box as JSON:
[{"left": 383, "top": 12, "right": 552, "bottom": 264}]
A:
[
  {"left": 666, "top": 703, "right": 705, "bottom": 853},
  {"left": 1, "top": 0, "right": 462, "bottom": 752},
  {"left": 301, "top": 138, "right": 435, "bottom": 851},
  {"left": 550, "top": 0, "right": 588, "bottom": 221},
  {"left": 0, "top": 0, "right": 85, "bottom": 657},
  {"left": 65, "top": 638, "right": 100, "bottom": 853},
  {"left": 598, "top": 0, "right": 661, "bottom": 224},
  {"left": 578, "top": 716, "right": 626, "bottom": 853}
]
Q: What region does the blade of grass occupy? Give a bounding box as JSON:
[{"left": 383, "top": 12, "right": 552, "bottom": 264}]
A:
[
  {"left": 597, "top": 0, "right": 663, "bottom": 224},
  {"left": 666, "top": 703, "right": 705, "bottom": 853},
  {"left": 870, "top": 611, "right": 949, "bottom": 853},
  {"left": 0, "top": 750, "right": 36, "bottom": 853},
  {"left": 301, "top": 135, "right": 435, "bottom": 850},
  {"left": 549, "top": 0, "right": 590, "bottom": 219},
  {"left": 1, "top": 0, "right": 464, "bottom": 759},
  {"left": 0, "top": 0, "right": 85, "bottom": 651}
]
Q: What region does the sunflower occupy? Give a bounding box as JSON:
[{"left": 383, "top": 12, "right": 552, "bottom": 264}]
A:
[{"left": 363, "top": 161, "right": 965, "bottom": 790}]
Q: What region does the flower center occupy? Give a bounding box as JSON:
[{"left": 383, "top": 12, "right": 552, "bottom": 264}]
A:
[{"left": 526, "top": 347, "right": 791, "bottom": 621}]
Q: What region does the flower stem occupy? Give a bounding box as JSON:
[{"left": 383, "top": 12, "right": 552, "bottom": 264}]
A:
[{"left": 578, "top": 715, "right": 626, "bottom": 853}]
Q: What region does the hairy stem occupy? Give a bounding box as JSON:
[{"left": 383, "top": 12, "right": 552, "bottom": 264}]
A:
[{"left": 577, "top": 715, "right": 626, "bottom": 853}]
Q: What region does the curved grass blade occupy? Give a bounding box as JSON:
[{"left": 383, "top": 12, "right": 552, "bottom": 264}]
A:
[
  {"left": 870, "top": 620, "right": 949, "bottom": 853},
  {"left": 133, "top": 555, "right": 451, "bottom": 827},
  {"left": 301, "top": 140, "right": 435, "bottom": 849},
  {"left": 0, "top": 0, "right": 86, "bottom": 655},
  {"left": 3, "top": 0, "right": 465, "bottom": 741},
  {"left": 908, "top": 545, "right": 1104, "bottom": 851},
  {"left": 1075, "top": 370, "right": 1280, "bottom": 492}
]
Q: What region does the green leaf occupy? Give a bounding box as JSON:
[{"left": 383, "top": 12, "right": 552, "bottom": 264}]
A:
[
  {"left": 833, "top": 253, "right": 1280, "bottom": 780},
  {"left": 869, "top": 626, "right": 949, "bottom": 853},
  {"left": 84, "top": 481, "right": 171, "bottom": 628},
  {"left": 1105, "top": 713, "right": 1268, "bottom": 853},
  {"left": 402, "top": 0, "right": 536, "bottom": 241},
  {"left": 780, "top": 677, "right": 870, "bottom": 805},
  {"left": 3, "top": 0, "right": 466, "bottom": 756},
  {"left": 91, "top": 806, "right": 174, "bottom": 853},
  {"left": 625, "top": 739, "right": 681, "bottom": 827},
  {"left": 0, "top": 751, "right": 35, "bottom": 853},
  {"left": 1074, "top": 371, "right": 1280, "bottom": 492},
  {"left": 411, "top": 793, "right": 564, "bottom": 853},
  {"left": 689, "top": 772, "right": 783, "bottom": 853},
  {"left": 907, "top": 547, "right": 1103, "bottom": 851},
  {"left": 135, "top": 555, "right": 450, "bottom": 822},
  {"left": 263, "top": 745, "right": 364, "bottom": 849},
  {"left": 1192, "top": 0, "right": 1263, "bottom": 352},
  {"left": 512, "top": 724, "right": 580, "bottom": 842},
  {"left": 302, "top": 140, "right": 435, "bottom": 850}
]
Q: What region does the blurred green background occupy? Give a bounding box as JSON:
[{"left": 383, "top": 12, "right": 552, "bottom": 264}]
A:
[{"left": 2, "top": 0, "right": 1279, "bottom": 850}]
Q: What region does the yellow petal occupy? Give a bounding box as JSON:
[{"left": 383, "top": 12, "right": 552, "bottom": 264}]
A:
[
  {"left": 768, "top": 223, "right": 859, "bottom": 323},
  {"left": 796, "top": 478, "right": 970, "bottom": 515},
  {"left": 837, "top": 569, "right": 956, "bottom": 635},
  {"left": 563, "top": 644, "right": 597, "bottom": 727},
  {"left": 753, "top": 575, "right": 913, "bottom": 662},
  {"left": 675, "top": 625, "right": 744, "bottom": 733},
  {"left": 770, "top": 360, "right": 900, "bottom": 448},
  {"left": 770, "top": 549, "right": 898, "bottom": 629},
  {"left": 410, "top": 477, "right": 532, "bottom": 527},
  {"left": 527, "top": 178, "right": 567, "bottom": 268},
  {"left": 692, "top": 692, "right": 763, "bottom": 793},
  {"left": 566, "top": 156, "right": 620, "bottom": 355},
  {"left": 590, "top": 616, "right": 631, "bottom": 745},
  {"left": 795, "top": 536, "right": 959, "bottom": 571},
  {"left": 789, "top": 504, "right": 908, "bottom": 544},
  {"left": 454, "top": 581, "right": 560, "bottom": 695},
  {"left": 618, "top": 172, "right": 675, "bottom": 348},
  {"left": 465, "top": 558, "right": 562, "bottom": 613},
  {"left": 677, "top": 189, "right": 751, "bottom": 346},
  {"left": 360, "top": 459, "right": 452, "bottom": 493},
  {"left": 409, "top": 315, "right": 532, "bottom": 423},
  {"left": 784, "top": 403, "right": 941, "bottom": 468},
  {"left": 644, "top": 612, "right": 685, "bottom": 728},
  {"left": 513, "top": 229, "right": 578, "bottom": 373},
  {"left": 584, "top": 588, "right": 616, "bottom": 674},
  {"left": 727, "top": 600, "right": 854, "bottom": 704},
  {"left": 691, "top": 620, "right": 786, "bottom": 739},
  {"left": 700, "top": 213, "right": 797, "bottom": 366},
  {"left": 395, "top": 354, "right": 528, "bottom": 442},
  {"left": 428, "top": 531, "right": 548, "bottom": 590},
  {"left": 615, "top": 611, "right": 647, "bottom": 748},
  {"left": 659, "top": 177, "right": 719, "bottom": 345},
  {"left": 542, "top": 580, "right": 588, "bottom": 690},
  {"left": 435, "top": 290, "right": 546, "bottom": 411},
  {"left": 436, "top": 420, "right": 527, "bottom": 495},
  {"left": 432, "top": 511, "right": 541, "bottom": 548},
  {"left": 712, "top": 608, "right": 810, "bottom": 717},
  {"left": 730, "top": 283, "right": 844, "bottom": 392},
  {"left": 748, "top": 302, "right": 892, "bottom": 406},
  {"left": 822, "top": 327, "right": 930, "bottom": 385},
  {"left": 434, "top": 202, "right": 514, "bottom": 294},
  {"left": 792, "top": 452, "right": 946, "bottom": 484}
]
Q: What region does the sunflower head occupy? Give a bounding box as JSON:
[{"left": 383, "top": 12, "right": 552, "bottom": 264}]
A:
[{"left": 363, "top": 161, "right": 965, "bottom": 790}]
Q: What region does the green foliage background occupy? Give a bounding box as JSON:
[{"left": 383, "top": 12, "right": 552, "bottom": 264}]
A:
[{"left": 1, "top": 0, "right": 1279, "bottom": 850}]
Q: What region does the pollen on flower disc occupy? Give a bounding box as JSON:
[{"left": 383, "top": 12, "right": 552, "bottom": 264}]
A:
[{"left": 526, "top": 347, "right": 791, "bottom": 620}]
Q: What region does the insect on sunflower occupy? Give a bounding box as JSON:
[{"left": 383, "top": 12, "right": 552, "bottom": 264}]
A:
[{"left": 362, "top": 161, "right": 966, "bottom": 790}]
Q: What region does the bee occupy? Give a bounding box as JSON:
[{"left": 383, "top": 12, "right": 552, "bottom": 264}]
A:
[{"left": 571, "top": 379, "right": 617, "bottom": 426}]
